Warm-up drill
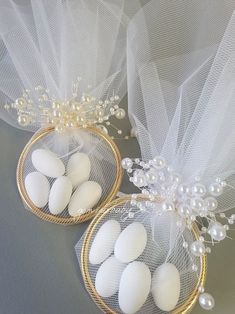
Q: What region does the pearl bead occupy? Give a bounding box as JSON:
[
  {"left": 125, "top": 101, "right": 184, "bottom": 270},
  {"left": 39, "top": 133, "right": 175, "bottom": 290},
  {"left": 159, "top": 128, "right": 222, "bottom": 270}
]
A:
[
  {"left": 96, "top": 108, "right": 105, "bottom": 117},
  {"left": 208, "top": 222, "right": 226, "bottom": 241},
  {"left": 146, "top": 169, "right": 158, "bottom": 184},
  {"left": 170, "top": 172, "right": 181, "bottom": 184},
  {"left": 190, "top": 198, "right": 204, "bottom": 211},
  {"left": 177, "top": 184, "right": 190, "bottom": 196},
  {"left": 142, "top": 189, "right": 149, "bottom": 195},
  {"left": 199, "top": 207, "right": 208, "bottom": 217},
  {"left": 192, "top": 183, "right": 206, "bottom": 197},
  {"left": 97, "top": 125, "right": 108, "bottom": 134},
  {"left": 199, "top": 293, "right": 215, "bottom": 310},
  {"left": 198, "top": 286, "right": 205, "bottom": 293},
  {"left": 52, "top": 101, "right": 61, "bottom": 109},
  {"left": 204, "top": 197, "right": 218, "bottom": 211},
  {"left": 121, "top": 158, "right": 133, "bottom": 169},
  {"left": 132, "top": 170, "right": 146, "bottom": 187},
  {"left": 178, "top": 203, "right": 192, "bottom": 217},
  {"left": 55, "top": 124, "right": 65, "bottom": 133},
  {"left": 161, "top": 201, "right": 175, "bottom": 212},
  {"left": 17, "top": 115, "right": 29, "bottom": 126},
  {"left": 190, "top": 240, "right": 206, "bottom": 257},
  {"left": 114, "top": 108, "right": 126, "bottom": 119},
  {"left": 130, "top": 127, "right": 138, "bottom": 137},
  {"left": 231, "top": 214, "right": 235, "bottom": 220},
  {"left": 221, "top": 181, "right": 227, "bottom": 187},
  {"left": 209, "top": 183, "right": 223, "bottom": 196},
  {"left": 4, "top": 104, "right": 10, "bottom": 110},
  {"left": 152, "top": 156, "right": 165, "bottom": 169},
  {"left": 15, "top": 97, "right": 27, "bottom": 108},
  {"left": 53, "top": 109, "right": 62, "bottom": 118},
  {"left": 65, "top": 121, "right": 74, "bottom": 128}
]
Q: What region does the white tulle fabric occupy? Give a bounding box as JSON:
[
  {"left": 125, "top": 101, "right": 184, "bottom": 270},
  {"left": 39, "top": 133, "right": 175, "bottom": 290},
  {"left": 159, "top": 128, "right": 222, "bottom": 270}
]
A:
[
  {"left": 76, "top": 200, "right": 199, "bottom": 314},
  {"left": 127, "top": 0, "right": 235, "bottom": 212},
  {"left": 0, "top": 0, "right": 134, "bottom": 131},
  {"left": 74, "top": 1, "right": 235, "bottom": 312},
  {"left": 108, "top": 1, "right": 235, "bottom": 312},
  {"left": 0, "top": 0, "right": 138, "bottom": 217},
  {"left": 23, "top": 128, "right": 118, "bottom": 218}
]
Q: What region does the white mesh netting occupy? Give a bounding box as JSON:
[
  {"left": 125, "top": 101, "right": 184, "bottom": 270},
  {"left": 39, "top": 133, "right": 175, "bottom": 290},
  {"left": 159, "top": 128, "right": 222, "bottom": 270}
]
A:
[
  {"left": 20, "top": 127, "right": 119, "bottom": 220},
  {"left": 76, "top": 199, "right": 202, "bottom": 313},
  {"left": 0, "top": 0, "right": 138, "bottom": 131},
  {"left": 0, "top": 0, "right": 140, "bottom": 221},
  {"left": 127, "top": 0, "right": 235, "bottom": 213}
]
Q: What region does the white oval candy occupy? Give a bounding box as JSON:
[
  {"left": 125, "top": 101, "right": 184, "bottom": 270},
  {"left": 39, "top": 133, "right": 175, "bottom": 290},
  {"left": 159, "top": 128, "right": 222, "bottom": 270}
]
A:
[
  {"left": 31, "top": 149, "right": 65, "bottom": 178},
  {"left": 152, "top": 263, "right": 180, "bottom": 311},
  {"left": 119, "top": 261, "right": 151, "bottom": 314},
  {"left": 89, "top": 220, "right": 121, "bottom": 265},
  {"left": 67, "top": 152, "right": 91, "bottom": 188},
  {"left": 25, "top": 172, "right": 50, "bottom": 208},
  {"left": 95, "top": 255, "right": 125, "bottom": 298},
  {"left": 68, "top": 181, "right": 102, "bottom": 217},
  {"left": 49, "top": 176, "right": 72, "bottom": 215},
  {"left": 114, "top": 222, "right": 147, "bottom": 263}
]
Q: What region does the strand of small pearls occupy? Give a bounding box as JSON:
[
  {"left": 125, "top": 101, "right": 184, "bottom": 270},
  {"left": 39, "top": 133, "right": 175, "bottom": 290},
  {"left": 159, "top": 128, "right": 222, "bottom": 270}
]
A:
[
  {"left": 121, "top": 156, "right": 233, "bottom": 311},
  {"left": 3, "top": 78, "right": 126, "bottom": 135}
]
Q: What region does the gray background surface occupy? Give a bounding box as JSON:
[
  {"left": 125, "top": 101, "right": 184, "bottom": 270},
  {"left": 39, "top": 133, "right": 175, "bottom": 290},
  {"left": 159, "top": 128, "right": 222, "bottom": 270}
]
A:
[{"left": 0, "top": 114, "right": 235, "bottom": 314}]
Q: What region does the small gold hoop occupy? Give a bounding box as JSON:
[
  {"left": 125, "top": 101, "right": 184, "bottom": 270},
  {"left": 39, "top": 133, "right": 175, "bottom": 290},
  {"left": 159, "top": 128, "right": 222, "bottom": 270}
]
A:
[
  {"left": 81, "top": 196, "right": 207, "bottom": 314},
  {"left": 16, "top": 126, "right": 123, "bottom": 225}
]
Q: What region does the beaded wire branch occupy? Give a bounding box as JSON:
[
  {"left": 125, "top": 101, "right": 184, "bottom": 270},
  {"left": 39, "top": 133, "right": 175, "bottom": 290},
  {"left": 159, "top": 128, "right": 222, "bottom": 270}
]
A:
[
  {"left": 3, "top": 77, "right": 127, "bottom": 137},
  {"left": 121, "top": 156, "right": 235, "bottom": 311}
]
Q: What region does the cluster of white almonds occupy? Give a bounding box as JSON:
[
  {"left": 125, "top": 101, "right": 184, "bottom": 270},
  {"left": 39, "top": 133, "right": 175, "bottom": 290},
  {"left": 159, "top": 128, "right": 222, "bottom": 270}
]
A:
[
  {"left": 122, "top": 156, "right": 235, "bottom": 311},
  {"left": 3, "top": 77, "right": 126, "bottom": 135},
  {"left": 25, "top": 149, "right": 103, "bottom": 217}
]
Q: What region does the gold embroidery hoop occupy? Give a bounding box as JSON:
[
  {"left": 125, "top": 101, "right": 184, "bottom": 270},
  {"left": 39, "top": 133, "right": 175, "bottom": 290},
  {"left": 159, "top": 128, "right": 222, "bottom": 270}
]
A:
[
  {"left": 16, "top": 126, "right": 123, "bottom": 225},
  {"left": 81, "top": 196, "right": 207, "bottom": 314}
]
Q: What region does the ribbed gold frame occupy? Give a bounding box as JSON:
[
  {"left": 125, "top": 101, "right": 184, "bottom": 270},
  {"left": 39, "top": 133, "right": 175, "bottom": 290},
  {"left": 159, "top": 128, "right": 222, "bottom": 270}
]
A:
[
  {"left": 81, "top": 196, "right": 207, "bottom": 314},
  {"left": 16, "top": 126, "right": 123, "bottom": 225}
]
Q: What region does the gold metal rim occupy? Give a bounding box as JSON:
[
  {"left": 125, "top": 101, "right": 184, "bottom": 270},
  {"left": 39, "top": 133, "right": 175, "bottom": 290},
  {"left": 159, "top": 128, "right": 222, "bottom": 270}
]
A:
[
  {"left": 81, "top": 196, "right": 207, "bottom": 314},
  {"left": 16, "top": 126, "right": 123, "bottom": 225}
]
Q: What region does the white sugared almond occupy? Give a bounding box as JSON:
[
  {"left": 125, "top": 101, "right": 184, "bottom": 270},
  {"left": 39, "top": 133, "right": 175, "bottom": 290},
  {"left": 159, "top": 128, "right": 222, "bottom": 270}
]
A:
[
  {"left": 152, "top": 263, "right": 180, "bottom": 311},
  {"left": 119, "top": 261, "right": 151, "bottom": 314},
  {"left": 49, "top": 176, "right": 72, "bottom": 215},
  {"left": 67, "top": 152, "right": 91, "bottom": 188},
  {"left": 68, "top": 181, "right": 102, "bottom": 217},
  {"left": 114, "top": 222, "right": 147, "bottom": 263},
  {"left": 25, "top": 172, "right": 50, "bottom": 208},
  {"left": 89, "top": 220, "right": 121, "bottom": 265},
  {"left": 95, "top": 255, "right": 125, "bottom": 298},
  {"left": 31, "top": 149, "right": 65, "bottom": 178}
]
